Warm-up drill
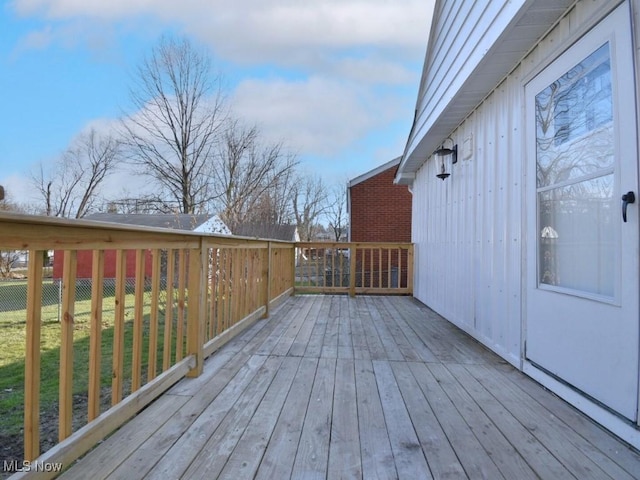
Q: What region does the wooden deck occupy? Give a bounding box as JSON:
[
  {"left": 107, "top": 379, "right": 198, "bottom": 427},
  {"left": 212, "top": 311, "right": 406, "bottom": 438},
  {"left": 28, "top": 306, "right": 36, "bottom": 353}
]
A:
[{"left": 61, "top": 295, "right": 640, "bottom": 479}]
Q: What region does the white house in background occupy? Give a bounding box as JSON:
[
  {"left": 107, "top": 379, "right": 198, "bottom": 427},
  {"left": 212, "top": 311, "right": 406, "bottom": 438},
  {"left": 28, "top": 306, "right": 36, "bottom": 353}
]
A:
[
  {"left": 85, "top": 213, "right": 231, "bottom": 235},
  {"left": 396, "top": 0, "right": 640, "bottom": 448}
]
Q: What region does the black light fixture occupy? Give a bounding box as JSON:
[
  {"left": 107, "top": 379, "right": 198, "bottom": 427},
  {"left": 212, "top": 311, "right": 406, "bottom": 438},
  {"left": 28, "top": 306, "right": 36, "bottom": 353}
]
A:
[{"left": 433, "top": 138, "right": 458, "bottom": 180}]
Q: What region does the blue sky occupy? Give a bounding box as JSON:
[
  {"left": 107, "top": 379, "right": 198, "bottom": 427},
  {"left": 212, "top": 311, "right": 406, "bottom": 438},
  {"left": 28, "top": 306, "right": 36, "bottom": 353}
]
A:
[{"left": 0, "top": 0, "right": 433, "bottom": 206}]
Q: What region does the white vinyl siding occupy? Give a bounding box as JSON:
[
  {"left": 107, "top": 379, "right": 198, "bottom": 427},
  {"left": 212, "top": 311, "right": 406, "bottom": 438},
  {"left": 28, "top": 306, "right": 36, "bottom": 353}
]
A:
[{"left": 410, "top": 0, "right": 625, "bottom": 366}]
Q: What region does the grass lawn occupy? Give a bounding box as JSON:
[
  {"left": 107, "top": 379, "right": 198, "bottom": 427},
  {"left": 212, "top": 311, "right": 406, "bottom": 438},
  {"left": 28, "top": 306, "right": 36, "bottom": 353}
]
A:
[{"left": 0, "top": 279, "right": 182, "bottom": 452}]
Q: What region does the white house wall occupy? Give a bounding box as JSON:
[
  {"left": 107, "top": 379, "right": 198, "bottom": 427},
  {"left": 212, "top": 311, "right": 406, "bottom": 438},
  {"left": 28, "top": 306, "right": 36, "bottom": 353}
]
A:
[{"left": 411, "top": 0, "right": 625, "bottom": 367}]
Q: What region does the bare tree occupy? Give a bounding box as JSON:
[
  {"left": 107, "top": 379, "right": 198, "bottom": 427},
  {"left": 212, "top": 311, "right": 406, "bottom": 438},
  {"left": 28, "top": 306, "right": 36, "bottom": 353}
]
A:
[
  {"left": 213, "top": 120, "right": 298, "bottom": 232},
  {"left": 327, "top": 184, "right": 348, "bottom": 241},
  {"left": 250, "top": 162, "right": 297, "bottom": 226},
  {"left": 30, "top": 129, "right": 121, "bottom": 218},
  {"left": 102, "top": 195, "right": 177, "bottom": 214},
  {"left": 0, "top": 194, "right": 25, "bottom": 277},
  {"left": 292, "top": 174, "right": 329, "bottom": 241},
  {"left": 122, "top": 36, "right": 227, "bottom": 214}
]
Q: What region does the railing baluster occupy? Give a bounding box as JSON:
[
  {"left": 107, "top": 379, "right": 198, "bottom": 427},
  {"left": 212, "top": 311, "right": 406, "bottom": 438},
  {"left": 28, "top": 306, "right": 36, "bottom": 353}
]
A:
[
  {"left": 264, "top": 243, "right": 272, "bottom": 316},
  {"left": 176, "top": 249, "right": 186, "bottom": 362},
  {"left": 60, "top": 250, "right": 77, "bottom": 442},
  {"left": 398, "top": 247, "right": 403, "bottom": 289},
  {"left": 24, "top": 249, "right": 44, "bottom": 460},
  {"left": 88, "top": 250, "right": 104, "bottom": 422},
  {"left": 112, "top": 250, "right": 126, "bottom": 405},
  {"left": 209, "top": 248, "right": 218, "bottom": 340},
  {"left": 163, "top": 249, "right": 175, "bottom": 372},
  {"left": 369, "top": 248, "right": 374, "bottom": 289},
  {"left": 148, "top": 249, "right": 161, "bottom": 382},
  {"left": 131, "top": 249, "right": 145, "bottom": 392},
  {"left": 233, "top": 249, "right": 241, "bottom": 325},
  {"left": 241, "top": 248, "right": 248, "bottom": 318},
  {"left": 220, "top": 249, "right": 228, "bottom": 333},
  {"left": 378, "top": 248, "right": 382, "bottom": 288},
  {"left": 350, "top": 245, "right": 357, "bottom": 297}
]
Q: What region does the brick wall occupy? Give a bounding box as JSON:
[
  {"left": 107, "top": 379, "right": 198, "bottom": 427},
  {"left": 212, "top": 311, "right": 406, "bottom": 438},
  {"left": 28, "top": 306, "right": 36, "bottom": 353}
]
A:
[
  {"left": 349, "top": 163, "right": 412, "bottom": 287},
  {"left": 350, "top": 165, "right": 412, "bottom": 243}
]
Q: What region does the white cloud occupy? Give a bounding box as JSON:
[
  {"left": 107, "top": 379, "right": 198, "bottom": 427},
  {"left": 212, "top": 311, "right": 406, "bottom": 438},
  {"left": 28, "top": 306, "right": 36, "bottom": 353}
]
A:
[
  {"left": 15, "top": 25, "right": 54, "bottom": 50},
  {"left": 329, "top": 56, "right": 418, "bottom": 86},
  {"left": 231, "top": 75, "right": 406, "bottom": 157},
  {"left": 6, "top": 0, "right": 434, "bottom": 192},
  {"left": 11, "top": 0, "right": 433, "bottom": 72},
  {"left": 1, "top": 173, "right": 40, "bottom": 205}
]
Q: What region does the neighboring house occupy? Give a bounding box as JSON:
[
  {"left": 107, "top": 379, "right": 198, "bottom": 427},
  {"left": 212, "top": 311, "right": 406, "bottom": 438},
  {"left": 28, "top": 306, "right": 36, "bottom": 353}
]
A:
[
  {"left": 233, "top": 223, "right": 299, "bottom": 242},
  {"left": 53, "top": 213, "right": 231, "bottom": 279},
  {"left": 348, "top": 157, "right": 412, "bottom": 288},
  {"left": 84, "top": 213, "right": 231, "bottom": 235},
  {"left": 396, "top": 0, "right": 640, "bottom": 447},
  {"left": 348, "top": 157, "right": 412, "bottom": 243}
]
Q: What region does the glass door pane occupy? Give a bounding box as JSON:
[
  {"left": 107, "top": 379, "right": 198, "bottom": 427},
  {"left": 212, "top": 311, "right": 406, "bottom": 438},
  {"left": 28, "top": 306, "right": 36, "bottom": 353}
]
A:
[{"left": 535, "top": 42, "right": 616, "bottom": 297}]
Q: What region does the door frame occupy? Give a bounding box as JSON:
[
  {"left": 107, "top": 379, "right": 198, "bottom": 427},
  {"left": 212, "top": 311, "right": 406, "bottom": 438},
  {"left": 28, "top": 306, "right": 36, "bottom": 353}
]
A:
[{"left": 520, "top": 0, "right": 640, "bottom": 447}]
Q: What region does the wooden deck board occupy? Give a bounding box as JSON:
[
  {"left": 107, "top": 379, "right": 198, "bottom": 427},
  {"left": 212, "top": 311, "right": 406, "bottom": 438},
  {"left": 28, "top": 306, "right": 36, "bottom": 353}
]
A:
[
  {"left": 328, "top": 358, "right": 361, "bottom": 479},
  {"left": 254, "top": 357, "right": 318, "bottom": 480},
  {"left": 373, "top": 360, "right": 432, "bottom": 479},
  {"left": 354, "top": 359, "right": 397, "bottom": 479},
  {"left": 390, "top": 361, "right": 467, "bottom": 479},
  {"left": 62, "top": 295, "right": 640, "bottom": 480},
  {"left": 468, "top": 364, "right": 640, "bottom": 480},
  {"left": 291, "top": 357, "right": 336, "bottom": 479}
]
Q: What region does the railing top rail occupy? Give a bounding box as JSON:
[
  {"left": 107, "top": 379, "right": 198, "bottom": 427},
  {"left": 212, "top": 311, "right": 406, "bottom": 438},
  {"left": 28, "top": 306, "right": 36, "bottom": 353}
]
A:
[
  {"left": 0, "top": 213, "right": 296, "bottom": 250},
  {"left": 295, "top": 241, "right": 413, "bottom": 248}
]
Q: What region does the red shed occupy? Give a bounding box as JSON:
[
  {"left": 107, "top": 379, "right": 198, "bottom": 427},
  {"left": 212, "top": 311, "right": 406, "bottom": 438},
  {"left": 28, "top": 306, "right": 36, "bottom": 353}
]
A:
[{"left": 53, "top": 213, "right": 230, "bottom": 280}]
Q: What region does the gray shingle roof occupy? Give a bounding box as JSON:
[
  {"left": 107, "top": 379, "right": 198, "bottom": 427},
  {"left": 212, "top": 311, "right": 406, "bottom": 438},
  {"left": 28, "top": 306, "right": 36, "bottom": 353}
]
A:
[
  {"left": 233, "top": 223, "right": 297, "bottom": 241},
  {"left": 85, "top": 213, "right": 214, "bottom": 231}
]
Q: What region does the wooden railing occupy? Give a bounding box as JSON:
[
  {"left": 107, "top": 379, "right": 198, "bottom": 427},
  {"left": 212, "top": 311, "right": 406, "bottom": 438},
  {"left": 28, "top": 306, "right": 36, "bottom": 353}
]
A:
[
  {"left": 0, "top": 213, "right": 295, "bottom": 476},
  {"left": 0, "top": 214, "right": 412, "bottom": 477},
  {"left": 295, "top": 242, "right": 413, "bottom": 296}
]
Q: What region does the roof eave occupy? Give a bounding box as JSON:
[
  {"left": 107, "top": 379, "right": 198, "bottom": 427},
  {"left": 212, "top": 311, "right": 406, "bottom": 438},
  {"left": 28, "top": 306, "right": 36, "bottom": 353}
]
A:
[{"left": 396, "top": 0, "right": 576, "bottom": 182}]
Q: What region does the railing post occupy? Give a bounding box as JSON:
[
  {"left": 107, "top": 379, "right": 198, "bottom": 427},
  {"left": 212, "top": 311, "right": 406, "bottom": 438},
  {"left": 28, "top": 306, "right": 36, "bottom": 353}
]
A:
[
  {"left": 349, "top": 244, "right": 356, "bottom": 297},
  {"left": 407, "top": 244, "right": 414, "bottom": 295},
  {"left": 186, "top": 242, "right": 206, "bottom": 377},
  {"left": 24, "top": 249, "right": 44, "bottom": 460}
]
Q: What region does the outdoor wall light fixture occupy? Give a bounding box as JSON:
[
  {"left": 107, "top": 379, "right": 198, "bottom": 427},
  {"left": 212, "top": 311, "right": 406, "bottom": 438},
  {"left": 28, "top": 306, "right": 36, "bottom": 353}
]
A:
[{"left": 434, "top": 138, "right": 457, "bottom": 180}]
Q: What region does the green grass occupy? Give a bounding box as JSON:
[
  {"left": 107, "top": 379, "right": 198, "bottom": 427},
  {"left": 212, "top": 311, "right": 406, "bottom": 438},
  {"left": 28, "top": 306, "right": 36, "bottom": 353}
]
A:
[{"left": 0, "top": 280, "right": 183, "bottom": 441}]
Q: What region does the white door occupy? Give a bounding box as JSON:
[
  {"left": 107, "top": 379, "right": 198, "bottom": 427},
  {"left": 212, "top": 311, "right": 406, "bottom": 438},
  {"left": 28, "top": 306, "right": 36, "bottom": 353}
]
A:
[{"left": 525, "top": 3, "right": 639, "bottom": 421}]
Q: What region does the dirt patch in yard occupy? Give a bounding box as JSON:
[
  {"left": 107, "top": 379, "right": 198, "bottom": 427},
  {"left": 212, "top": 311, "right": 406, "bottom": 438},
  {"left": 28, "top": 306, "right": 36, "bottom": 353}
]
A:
[{"left": 1, "top": 389, "right": 114, "bottom": 478}]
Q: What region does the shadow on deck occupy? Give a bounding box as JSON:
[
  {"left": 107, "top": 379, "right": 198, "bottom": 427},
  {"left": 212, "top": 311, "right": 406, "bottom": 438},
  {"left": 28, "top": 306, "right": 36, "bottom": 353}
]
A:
[{"left": 61, "top": 295, "right": 640, "bottom": 479}]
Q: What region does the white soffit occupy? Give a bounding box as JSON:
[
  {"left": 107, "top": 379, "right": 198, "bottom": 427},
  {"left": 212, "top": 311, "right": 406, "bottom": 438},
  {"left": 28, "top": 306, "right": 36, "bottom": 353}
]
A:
[{"left": 396, "top": 0, "right": 575, "bottom": 184}]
